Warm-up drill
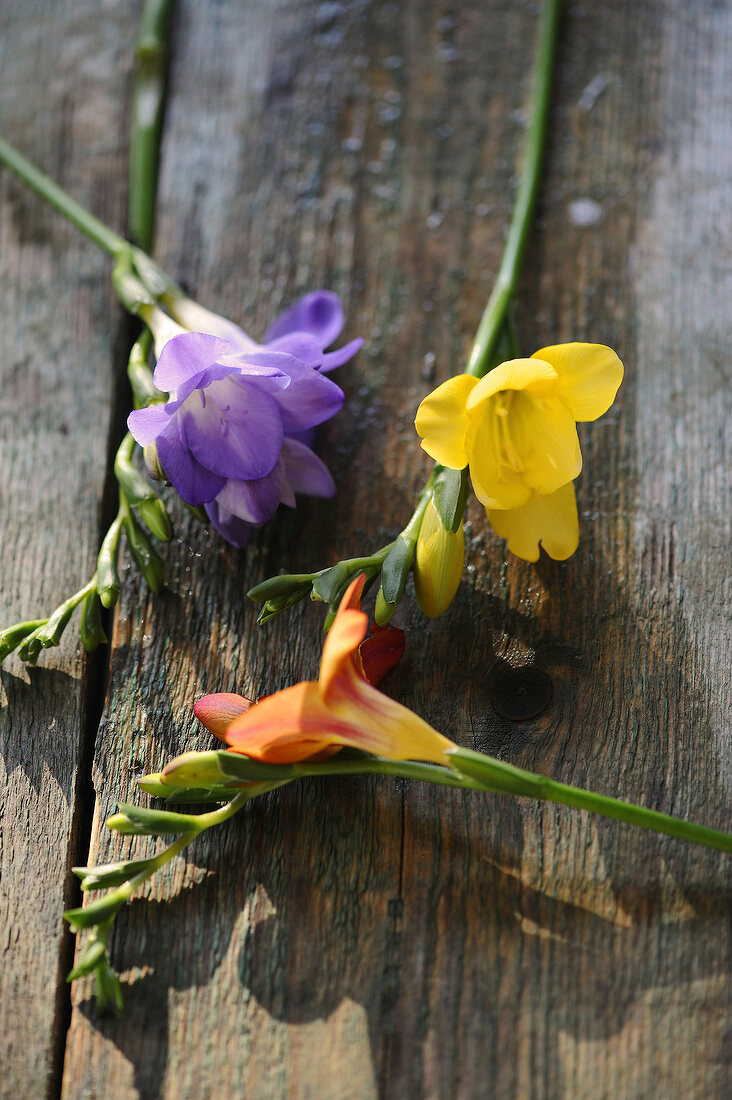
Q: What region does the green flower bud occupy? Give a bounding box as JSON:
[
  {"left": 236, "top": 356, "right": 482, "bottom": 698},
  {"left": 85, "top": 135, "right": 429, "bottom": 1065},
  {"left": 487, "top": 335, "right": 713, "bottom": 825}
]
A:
[
  {"left": 374, "top": 589, "right": 397, "bottom": 626},
  {"left": 74, "top": 858, "right": 154, "bottom": 891},
  {"left": 0, "top": 619, "right": 46, "bottom": 664},
  {"left": 106, "top": 803, "right": 200, "bottom": 836},
  {"left": 380, "top": 534, "right": 416, "bottom": 605},
  {"left": 413, "top": 498, "right": 464, "bottom": 618},
  {"left": 135, "top": 496, "right": 172, "bottom": 541},
  {"left": 66, "top": 939, "right": 107, "bottom": 981},
  {"left": 124, "top": 514, "right": 165, "bottom": 593},
  {"left": 97, "top": 522, "right": 122, "bottom": 609},
  {"left": 80, "top": 590, "right": 107, "bottom": 652},
  {"left": 94, "top": 959, "right": 124, "bottom": 1016},
  {"left": 247, "top": 573, "right": 315, "bottom": 602},
  {"left": 143, "top": 441, "right": 166, "bottom": 482}
]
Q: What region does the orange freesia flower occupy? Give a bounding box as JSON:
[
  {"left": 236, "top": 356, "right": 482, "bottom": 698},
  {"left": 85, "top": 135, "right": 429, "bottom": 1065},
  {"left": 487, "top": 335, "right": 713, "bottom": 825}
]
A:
[{"left": 220, "top": 575, "right": 454, "bottom": 765}]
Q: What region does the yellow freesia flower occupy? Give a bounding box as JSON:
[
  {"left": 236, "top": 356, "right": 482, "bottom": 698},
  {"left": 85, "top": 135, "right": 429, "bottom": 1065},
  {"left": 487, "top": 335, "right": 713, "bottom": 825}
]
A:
[{"left": 415, "top": 343, "right": 623, "bottom": 561}]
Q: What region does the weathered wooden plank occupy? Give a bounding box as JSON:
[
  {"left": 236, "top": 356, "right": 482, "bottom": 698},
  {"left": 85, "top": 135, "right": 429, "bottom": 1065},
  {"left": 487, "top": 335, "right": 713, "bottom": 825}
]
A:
[
  {"left": 60, "top": 0, "right": 732, "bottom": 1098},
  {"left": 0, "top": 3, "right": 135, "bottom": 1096}
]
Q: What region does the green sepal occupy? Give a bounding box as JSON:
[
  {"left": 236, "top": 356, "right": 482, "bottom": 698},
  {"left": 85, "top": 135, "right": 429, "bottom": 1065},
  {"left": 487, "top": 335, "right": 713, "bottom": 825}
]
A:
[
  {"left": 311, "top": 562, "right": 353, "bottom": 605},
  {"left": 447, "top": 746, "right": 542, "bottom": 798},
  {"left": 131, "top": 246, "right": 181, "bottom": 300},
  {"left": 0, "top": 619, "right": 46, "bottom": 664},
  {"left": 66, "top": 938, "right": 107, "bottom": 980},
  {"left": 106, "top": 803, "right": 201, "bottom": 836},
  {"left": 164, "top": 787, "right": 233, "bottom": 805},
  {"left": 380, "top": 535, "right": 415, "bottom": 605},
  {"left": 124, "top": 514, "right": 165, "bottom": 593},
  {"left": 247, "top": 574, "right": 315, "bottom": 602},
  {"left": 112, "top": 251, "right": 156, "bottom": 314},
  {"left": 432, "top": 467, "right": 469, "bottom": 534},
  {"left": 64, "top": 892, "right": 124, "bottom": 931},
  {"left": 80, "top": 590, "right": 107, "bottom": 652},
  {"left": 94, "top": 959, "right": 124, "bottom": 1016},
  {"left": 214, "top": 751, "right": 299, "bottom": 784},
  {"left": 73, "top": 858, "right": 154, "bottom": 891}
]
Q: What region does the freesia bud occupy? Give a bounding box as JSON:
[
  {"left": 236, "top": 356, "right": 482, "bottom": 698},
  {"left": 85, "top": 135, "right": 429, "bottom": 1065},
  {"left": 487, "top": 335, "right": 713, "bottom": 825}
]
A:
[
  {"left": 194, "top": 693, "right": 252, "bottom": 739},
  {"left": 143, "top": 441, "right": 166, "bottom": 482},
  {"left": 413, "top": 497, "right": 464, "bottom": 618},
  {"left": 135, "top": 497, "right": 172, "bottom": 541},
  {"left": 123, "top": 514, "right": 165, "bottom": 593}
]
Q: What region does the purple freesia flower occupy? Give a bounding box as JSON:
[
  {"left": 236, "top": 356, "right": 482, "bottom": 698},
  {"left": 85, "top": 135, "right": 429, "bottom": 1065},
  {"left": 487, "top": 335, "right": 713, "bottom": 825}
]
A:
[{"left": 128, "top": 291, "right": 362, "bottom": 547}]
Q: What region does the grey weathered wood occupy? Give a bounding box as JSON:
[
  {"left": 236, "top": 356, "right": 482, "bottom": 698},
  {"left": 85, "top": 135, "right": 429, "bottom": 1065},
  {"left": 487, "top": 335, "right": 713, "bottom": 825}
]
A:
[
  {"left": 0, "top": 2, "right": 136, "bottom": 1096},
  {"left": 1, "top": 0, "right": 730, "bottom": 1097}
]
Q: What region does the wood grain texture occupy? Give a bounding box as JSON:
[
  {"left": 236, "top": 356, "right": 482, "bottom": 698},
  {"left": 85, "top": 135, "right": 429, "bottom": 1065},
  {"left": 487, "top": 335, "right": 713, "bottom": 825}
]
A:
[
  {"left": 0, "top": 0, "right": 729, "bottom": 1097},
  {"left": 0, "top": 3, "right": 134, "bottom": 1096}
]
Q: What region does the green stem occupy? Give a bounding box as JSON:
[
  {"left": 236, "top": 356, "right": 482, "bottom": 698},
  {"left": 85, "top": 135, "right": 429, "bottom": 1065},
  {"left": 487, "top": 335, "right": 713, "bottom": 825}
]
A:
[
  {"left": 450, "top": 747, "right": 732, "bottom": 853},
  {"left": 465, "top": 0, "right": 560, "bottom": 378},
  {"left": 129, "top": 0, "right": 176, "bottom": 250},
  {"left": 0, "top": 136, "right": 127, "bottom": 257}
]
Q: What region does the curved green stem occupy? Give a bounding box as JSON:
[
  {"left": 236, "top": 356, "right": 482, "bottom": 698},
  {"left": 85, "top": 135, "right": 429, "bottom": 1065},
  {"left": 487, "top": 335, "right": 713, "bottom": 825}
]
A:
[
  {"left": 0, "top": 136, "right": 127, "bottom": 257},
  {"left": 465, "top": 0, "right": 561, "bottom": 378}
]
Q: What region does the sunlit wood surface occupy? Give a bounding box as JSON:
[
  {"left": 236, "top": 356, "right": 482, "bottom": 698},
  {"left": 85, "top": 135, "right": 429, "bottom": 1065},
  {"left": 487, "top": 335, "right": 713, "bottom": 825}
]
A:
[{"left": 1, "top": 1, "right": 730, "bottom": 1097}]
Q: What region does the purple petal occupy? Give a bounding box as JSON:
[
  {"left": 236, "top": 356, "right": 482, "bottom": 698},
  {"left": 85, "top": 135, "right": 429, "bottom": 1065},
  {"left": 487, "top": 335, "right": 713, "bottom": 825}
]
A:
[
  {"left": 127, "top": 403, "right": 174, "bottom": 447},
  {"left": 272, "top": 362, "right": 344, "bottom": 433},
  {"left": 281, "top": 437, "right": 336, "bottom": 498},
  {"left": 180, "top": 378, "right": 284, "bottom": 481},
  {"left": 321, "top": 338, "right": 364, "bottom": 373},
  {"left": 153, "top": 333, "right": 235, "bottom": 393},
  {"left": 204, "top": 500, "right": 258, "bottom": 549},
  {"left": 157, "top": 423, "right": 226, "bottom": 505},
  {"left": 215, "top": 463, "right": 286, "bottom": 525},
  {"left": 264, "top": 333, "right": 323, "bottom": 369},
  {"left": 264, "top": 291, "right": 344, "bottom": 348}
]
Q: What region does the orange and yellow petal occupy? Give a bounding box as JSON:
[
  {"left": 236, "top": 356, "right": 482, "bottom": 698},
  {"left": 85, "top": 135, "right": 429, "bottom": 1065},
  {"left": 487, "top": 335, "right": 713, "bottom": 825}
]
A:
[
  {"left": 225, "top": 681, "right": 340, "bottom": 762},
  {"left": 326, "top": 669, "right": 455, "bottom": 763},
  {"left": 319, "top": 576, "right": 370, "bottom": 700},
  {"left": 533, "top": 343, "right": 623, "bottom": 422},
  {"left": 415, "top": 374, "right": 479, "bottom": 469},
  {"left": 486, "top": 481, "right": 579, "bottom": 562}
]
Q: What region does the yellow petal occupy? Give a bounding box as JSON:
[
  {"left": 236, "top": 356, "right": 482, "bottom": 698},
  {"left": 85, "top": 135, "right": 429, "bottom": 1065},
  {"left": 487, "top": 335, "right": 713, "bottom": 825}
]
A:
[
  {"left": 532, "top": 343, "right": 623, "bottom": 421},
  {"left": 509, "top": 393, "right": 582, "bottom": 494},
  {"left": 467, "top": 410, "right": 531, "bottom": 509},
  {"left": 486, "top": 482, "right": 579, "bottom": 562},
  {"left": 466, "top": 357, "right": 558, "bottom": 409},
  {"left": 415, "top": 374, "right": 479, "bottom": 468}
]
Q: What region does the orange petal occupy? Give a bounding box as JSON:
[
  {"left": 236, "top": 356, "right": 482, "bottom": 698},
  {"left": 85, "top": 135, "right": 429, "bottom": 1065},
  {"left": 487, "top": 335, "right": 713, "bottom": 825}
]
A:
[{"left": 193, "top": 692, "right": 253, "bottom": 741}]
